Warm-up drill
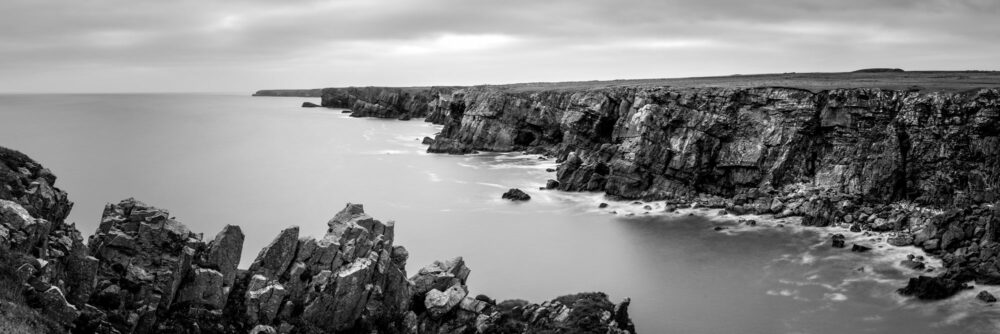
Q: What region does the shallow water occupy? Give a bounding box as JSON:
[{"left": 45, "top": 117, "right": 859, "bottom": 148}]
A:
[{"left": 1, "top": 93, "right": 997, "bottom": 333}]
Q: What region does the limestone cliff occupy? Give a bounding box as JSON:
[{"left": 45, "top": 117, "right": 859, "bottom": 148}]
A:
[{"left": 0, "top": 146, "right": 635, "bottom": 334}]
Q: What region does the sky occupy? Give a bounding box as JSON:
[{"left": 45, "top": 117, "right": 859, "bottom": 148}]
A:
[{"left": 0, "top": 0, "right": 998, "bottom": 93}]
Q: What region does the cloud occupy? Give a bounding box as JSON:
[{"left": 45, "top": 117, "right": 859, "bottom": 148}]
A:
[{"left": 0, "top": 0, "right": 997, "bottom": 92}]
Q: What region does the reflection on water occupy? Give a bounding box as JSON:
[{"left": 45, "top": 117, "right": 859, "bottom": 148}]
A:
[{"left": 1, "top": 93, "right": 997, "bottom": 333}]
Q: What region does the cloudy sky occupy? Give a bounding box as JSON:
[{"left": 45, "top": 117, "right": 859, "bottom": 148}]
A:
[{"left": 1, "top": 0, "right": 998, "bottom": 93}]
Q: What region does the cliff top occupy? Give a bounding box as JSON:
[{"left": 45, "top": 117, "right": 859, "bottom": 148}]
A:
[{"left": 492, "top": 70, "right": 1000, "bottom": 93}]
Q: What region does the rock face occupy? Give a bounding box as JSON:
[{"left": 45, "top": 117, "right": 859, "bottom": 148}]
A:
[{"left": 320, "top": 87, "right": 458, "bottom": 123}]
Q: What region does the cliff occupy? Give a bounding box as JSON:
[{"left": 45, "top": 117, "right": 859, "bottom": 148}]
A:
[
  {"left": 424, "top": 84, "right": 1000, "bottom": 299},
  {"left": 320, "top": 87, "right": 459, "bottom": 123},
  {"left": 0, "top": 146, "right": 635, "bottom": 334},
  {"left": 252, "top": 90, "right": 324, "bottom": 97}
]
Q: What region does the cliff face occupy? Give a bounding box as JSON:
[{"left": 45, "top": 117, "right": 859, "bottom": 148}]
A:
[
  {"left": 429, "top": 86, "right": 1000, "bottom": 206},
  {"left": 321, "top": 87, "right": 457, "bottom": 123},
  {"left": 422, "top": 85, "right": 1000, "bottom": 300},
  {"left": 0, "top": 147, "right": 635, "bottom": 334}
]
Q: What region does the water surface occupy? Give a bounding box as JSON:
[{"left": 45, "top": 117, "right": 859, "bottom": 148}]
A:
[{"left": 1, "top": 93, "right": 997, "bottom": 333}]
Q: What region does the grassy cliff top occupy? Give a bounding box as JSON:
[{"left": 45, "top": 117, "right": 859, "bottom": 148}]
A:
[{"left": 490, "top": 71, "right": 1000, "bottom": 93}]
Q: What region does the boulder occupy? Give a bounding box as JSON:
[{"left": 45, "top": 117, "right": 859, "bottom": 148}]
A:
[
  {"left": 422, "top": 137, "right": 435, "bottom": 145},
  {"left": 831, "top": 234, "right": 846, "bottom": 248},
  {"left": 545, "top": 180, "right": 560, "bottom": 190},
  {"left": 501, "top": 188, "right": 531, "bottom": 201},
  {"left": 977, "top": 290, "right": 997, "bottom": 303},
  {"left": 898, "top": 275, "right": 966, "bottom": 300},
  {"left": 851, "top": 244, "right": 872, "bottom": 252},
  {"left": 301, "top": 102, "right": 321, "bottom": 108}
]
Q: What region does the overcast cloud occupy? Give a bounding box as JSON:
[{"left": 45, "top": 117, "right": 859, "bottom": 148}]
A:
[{"left": 1, "top": 0, "right": 998, "bottom": 92}]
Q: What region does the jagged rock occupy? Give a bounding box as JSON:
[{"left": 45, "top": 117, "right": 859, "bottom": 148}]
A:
[
  {"left": 977, "top": 290, "right": 997, "bottom": 303},
  {"left": 425, "top": 284, "right": 468, "bottom": 318},
  {"left": 176, "top": 268, "right": 225, "bottom": 309},
  {"left": 245, "top": 275, "right": 288, "bottom": 324},
  {"left": 301, "top": 102, "right": 321, "bottom": 108},
  {"left": 200, "top": 224, "right": 244, "bottom": 306},
  {"left": 501, "top": 188, "right": 531, "bottom": 201},
  {"left": 422, "top": 136, "right": 435, "bottom": 145},
  {"left": 411, "top": 256, "right": 471, "bottom": 295},
  {"left": 249, "top": 226, "right": 299, "bottom": 279}
]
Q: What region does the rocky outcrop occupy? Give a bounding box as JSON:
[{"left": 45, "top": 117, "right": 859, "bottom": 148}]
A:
[
  {"left": 320, "top": 87, "right": 458, "bottom": 123},
  {"left": 2, "top": 146, "right": 634, "bottom": 333},
  {"left": 0, "top": 147, "right": 94, "bottom": 327}
]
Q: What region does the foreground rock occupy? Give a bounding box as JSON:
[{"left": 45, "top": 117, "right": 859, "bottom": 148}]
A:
[
  {"left": 1, "top": 145, "right": 635, "bottom": 334},
  {"left": 502, "top": 188, "right": 531, "bottom": 201}
]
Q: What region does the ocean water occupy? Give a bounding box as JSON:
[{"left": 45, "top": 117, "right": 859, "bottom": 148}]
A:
[{"left": 1, "top": 93, "right": 998, "bottom": 333}]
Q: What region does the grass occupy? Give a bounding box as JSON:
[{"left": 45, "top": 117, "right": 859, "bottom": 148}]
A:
[{"left": 0, "top": 250, "right": 64, "bottom": 334}]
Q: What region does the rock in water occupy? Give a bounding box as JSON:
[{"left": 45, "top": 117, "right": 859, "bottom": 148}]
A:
[
  {"left": 301, "top": 102, "right": 321, "bottom": 108},
  {"left": 831, "top": 234, "right": 846, "bottom": 248},
  {"left": 501, "top": 188, "right": 531, "bottom": 201},
  {"left": 545, "top": 179, "right": 560, "bottom": 189},
  {"left": 422, "top": 136, "right": 435, "bottom": 145},
  {"left": 977, "top": 290, "right": 997, "bottom": 303},
  {"left": 851, "top": 244, "right": 872, "bottom": 252},
  {"left": 898, "top": 275, "right": 965, "bottom": 300}
]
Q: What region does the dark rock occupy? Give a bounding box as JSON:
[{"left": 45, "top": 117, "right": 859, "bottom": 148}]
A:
[
  {"left": 851, "top": 244, "right": 872, "bottom": 252},
  {"left": 898, "top": 275, "right": 966, "bottom": 300},
  {"left": 900, "top": 260, "right": 926, "bottom": 270},
  {"left": 977, "top": 290, "right": 997, "bottom": 303},
  {"left": 398, "top": 113, "right": 412, "bottom": 121},
  {"left": 502, "top": 188, "right": 531, "bottom": 201},
  {"left": 341, "top": 109, "right": 352, "bottom": 113},
  {"left": 546, "top": 168, "right": 557, "bottom": 172},
  {"left": 545, "top": 179, "right": 560, "bottom": 189},
  {"left": 831, "top": 234, "right": 846, "bottom": 248},
  {"left": 301, "top": 102, "right": 321, "bottom": 108},
  {"left": 850, "top": 224, "right": 862, "bottom": 233},
  {"left": 421, "top": 136, "right": 435, "bottom": 145},
  {"left": 598, "top": 203, "right": 609, "bottom": 208}
]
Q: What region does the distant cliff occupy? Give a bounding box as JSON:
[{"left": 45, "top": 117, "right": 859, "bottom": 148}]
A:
[
  {"left": 0, "top": 146, "right": 635, "bottom": 334},
  {"left": 320, "top": 87, "right": 459, "bottom": 123},
  {"left": 252, "top": 89, "right": 323, "bottom": 97}
]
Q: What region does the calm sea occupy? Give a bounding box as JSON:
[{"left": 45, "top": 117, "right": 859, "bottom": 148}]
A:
[{"left": 1, "top": 93, "right": 997, "bottom": 333}]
